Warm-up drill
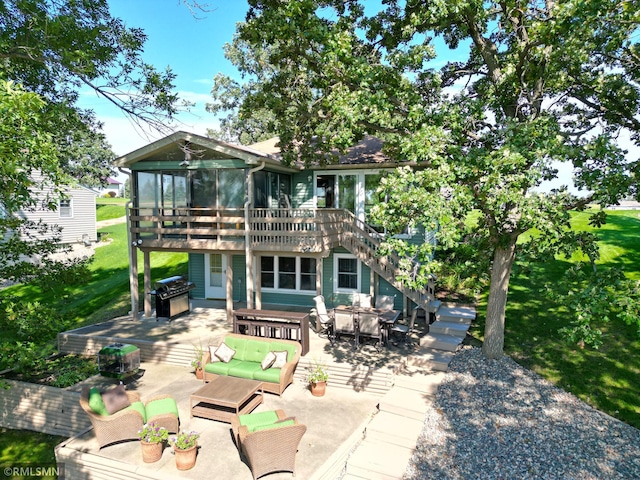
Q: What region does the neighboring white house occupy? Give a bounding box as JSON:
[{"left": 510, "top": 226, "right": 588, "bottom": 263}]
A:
[
  {"left": 100, "top": 177, "right": 122, "bottom": 197},
  {"left": 17, "top": 175, "right": 98, "bottom": 245}
]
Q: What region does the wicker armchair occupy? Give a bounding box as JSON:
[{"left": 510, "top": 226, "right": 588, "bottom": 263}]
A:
[
  {"left": 230, "top": 410, "right": 307, "bottom": 480},
  {"left": 79, "top": 387, "right": 179, "bottom": 449}
]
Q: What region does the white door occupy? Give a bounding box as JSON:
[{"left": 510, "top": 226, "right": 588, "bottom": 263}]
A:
[{"left": 205, "top": 253, "right": 227, "bottom": 299}]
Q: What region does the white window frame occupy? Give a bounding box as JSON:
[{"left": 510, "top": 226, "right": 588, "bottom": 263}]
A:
[
  {"left": 260, "top": 255, "right": 317, "bottom": 294},
  {"left": 333, "top": 253, "right": 361, "bottom": 293},
  {"left": 59, "top": 198, "right": 73, "bottom": 218}
]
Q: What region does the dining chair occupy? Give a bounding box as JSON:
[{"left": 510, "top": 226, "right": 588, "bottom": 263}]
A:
[
  {"left": 352, "top": 293, "right": 372, "bottom": 308},
  {"left": 332, "top": 308, "right": 356, "bottom": 347},
  {"left": 312, "top": 295, "right": 334, "bottom": 342},
  {"left": 374, "top": 294, "right": 395, "bottom": 311},
  {"left": 356, "top": 311, "right": 383, "bottom": 351},
  {"left": 390, "top": 308, "right": 418, "bottom": 346}
]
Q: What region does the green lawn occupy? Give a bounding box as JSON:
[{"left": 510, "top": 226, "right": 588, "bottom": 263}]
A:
[
  {"left": 96, "top": 197, "right": 128, "bottom": 222},
  {"left": 0, "top": 428, "right": 64, "bottom": 479},
  {"left": 469, "top": 209, "right": 640, "bottom": 429}
]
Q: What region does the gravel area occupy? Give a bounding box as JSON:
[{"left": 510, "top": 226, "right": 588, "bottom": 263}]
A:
[{"left": 405, "top": 346, "right": 640, "bottom": 480}]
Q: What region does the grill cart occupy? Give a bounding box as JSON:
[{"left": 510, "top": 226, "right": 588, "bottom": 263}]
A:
[
  {"left": 152, "top": 275, "right": 195, "bottom": 320},
  {"left": 98, "top": 343, "right": 140, "bottom": 380}
]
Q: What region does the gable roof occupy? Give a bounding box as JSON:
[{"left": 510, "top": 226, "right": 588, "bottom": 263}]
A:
[{"left": 112, "top": 131, "right": 283, "bottom": 169}]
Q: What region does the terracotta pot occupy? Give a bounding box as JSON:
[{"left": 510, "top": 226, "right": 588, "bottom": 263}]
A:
[
  {"left": 174, "top": 445, "right": 197, "bottom": 470},
  {"left": 310, "top": 381, "right": 326, "bottom": 397},
  {"left": 195, "top": 368, "right": 203, "bottom": 380},
  {"left": 140, "top": 440, "right": 163, "bottom": 463}
]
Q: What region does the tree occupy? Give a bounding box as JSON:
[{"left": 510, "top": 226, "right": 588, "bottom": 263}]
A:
[{"left": 216, "top": 0, "right": 640, "bottom": 358}]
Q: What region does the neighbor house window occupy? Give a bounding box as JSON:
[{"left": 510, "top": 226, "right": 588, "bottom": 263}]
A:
[
  {"left": 59, "top": 199, "right": 72, "bottom": 218},
  {"left": 334, "top": 254, "right": 360, "bottom": 292},
  {"left": 261, "top": 256, "right": 316, "bottom": 292}
]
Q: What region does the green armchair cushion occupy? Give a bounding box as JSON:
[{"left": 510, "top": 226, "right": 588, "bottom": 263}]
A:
[
  {"left": 252, "top": 419, "right": 296, "bottom": 432},
  {"left": 228, "top": 362, "right": 262, "bottom": 380},
  {"left": 88, "top": 387, "right": 109, "bottom": 416},
  {"left": 238, "top": 410, "right": 280, "bottom": 432},
  {"left": 252, "top": 366, "right": 281, "bottom": 384},
  {"left": 145, "top": 397, "right": 179, "bottom": 420},
  {"left": 205, "top": 357, "right": 243, "bottom": 375},
  {"left": 123, "top": 401, "right": 147, "bottom": 422}
]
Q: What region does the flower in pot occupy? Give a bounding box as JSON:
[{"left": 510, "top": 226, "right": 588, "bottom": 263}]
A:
[
  {"left": 169, "top": 430, "right": 200, "bottom": 470},
  {"left": 307, "top": 359, "right": 329, "bottom": 397},
  {"left": 137, "top": 422, "right": 169, "bottom": 463},
  {"left": 191, "top": 341, "right": 205, "bottom": 379}
]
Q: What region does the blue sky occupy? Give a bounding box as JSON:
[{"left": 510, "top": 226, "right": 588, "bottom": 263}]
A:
[{"left": 80, "top": 1, "right": 250, "bottom": 157}]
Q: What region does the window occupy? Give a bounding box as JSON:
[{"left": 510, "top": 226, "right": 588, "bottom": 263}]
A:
[
  {"left": 260, "top": 256, "right": 316, "bottom": 292},
  {"left": 59, "top": 199, "right": 72, "bottom": 218},
  {"left": 334, "top": 254, "right": 360, "bottom": 292}
]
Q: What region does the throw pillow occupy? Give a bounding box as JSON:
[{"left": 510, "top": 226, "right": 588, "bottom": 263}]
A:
[
  {"left": 261, "top": 351, "right": 276, "bottom": 370},
  {"left": 271, "top": 351, "right": 288, "bottom": 369},
  {"left": 101, "top": 384, "right": 131, "bottom": 414},
  {"left": 208, "top": 345, "right": 220, "bottom": 363},
  {"left": 214, "top": 342, "right": 236, "bottom": 363},
  {"left": 87, "top": 387, "right": 109, "bottom": 416}
]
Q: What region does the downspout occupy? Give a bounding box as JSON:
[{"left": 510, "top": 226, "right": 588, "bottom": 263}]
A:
[
  {"left": 245, "top": 160, "right": 266, "bottom": 309},
  {"left": 119, "top": 167, "right": 138, "bottom": 320}
]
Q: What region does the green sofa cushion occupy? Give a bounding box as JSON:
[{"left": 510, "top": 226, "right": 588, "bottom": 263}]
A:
[
  {"left": 224, "top": 336, "right": 247, "bottom": 361},
  {"left": 243, "top": 339, "right": 270, "bottom": 363},
  {"left": 88, "top": 387, "right": 109, "bottom": 416},
  {"left": 252, "top": 419, "right": 296, "bottom": 432},
  {"left": 145, "top": 397, "right": 179, "bottom": 420},
  {"left": 252, "top": 367, "right": 281, "bottom": 384},
  {"left": 228, "top": 362, "right": 262, "bottom": 379},
  {"left": 239, "top": 410, "right": 280, "bottom": 431},
  {"left": 205, "top": 358, "right": 243, "bottom": 375},
  {"left": 269, "top": 341, "right": 296, "bottom": 361},
  {"left": 123, "top": 401, "right": 146, "bottom": 422}
]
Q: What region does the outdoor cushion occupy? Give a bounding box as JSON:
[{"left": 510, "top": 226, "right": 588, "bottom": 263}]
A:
[
  {"left": 238, "top": 410, "right": 280, "bottom": 431},
  {"left": 205, "top": 357, "right": 243, "bottom": 375},
  {"left": 269, "top": 341, "right": 296, "bottom": 361},
  {"left": 208, "top": 345, "right": 221, "bottom": 363},
  {"left": 261, "top": 351, "right": 276, "bottom": 370},
  {"left": 145, "top": 397, "right": 179, "bottom": 420},
  {"left": 223, "top": 336, "right": 248, "bottom": 360},
  {"left": 215, "top": 342, "right": 236, "bottom": 363},
  {"left": 228, "top": 362, "right": 262, "bottom": 379},
  {"left": 252, "top": 419, "right": 296, "bottom": 432},
  {"left": 243, "top": 339, "right": 270, "bottom": 363},
  {"left": 101, "top": 385, "right": 130, "bottom": 414},
  {"left": 252, "top": 367, "right": 281, "bottom": 384},
  {"left": 88, "top": 387, "right": 109, "bottom": 416},
  {"left": 271, "top": 351, "right": 288, "bottom": 368},
  {"left": 123, "top": 401, "right": 147, "bottom": 422}
]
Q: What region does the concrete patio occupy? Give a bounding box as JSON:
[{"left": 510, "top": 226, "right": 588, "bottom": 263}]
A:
[{"left": 54, "top": 300, "right": 474, "bottom": 479}]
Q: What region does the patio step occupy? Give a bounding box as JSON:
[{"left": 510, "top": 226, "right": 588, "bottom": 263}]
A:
[
  {"left": 378, "top": 385, "right": 434, "bottom": 420},
  {"left": 346, "top": 440, "right": 415, "bottom": 480},
  {"left": 436, "top": 304, "right": 476, "bottom": 324},
  {"left": 405, "top": 347, "right": 455, "bottom": 372},
  {"left": 429, "top": 320, "right": 470, "bottom": 338},
  {"left": 366, "top": 411, "right": 424, "bottom": 449},
  {"left": 419, "top": 332, "right": 463, "bottom": 351},
  {"left": 393, "top": 370, "right": 446, "bottom": 395}
]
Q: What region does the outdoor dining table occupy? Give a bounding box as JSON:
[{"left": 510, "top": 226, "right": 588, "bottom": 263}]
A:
[{"left": 335, "top": 306, "right": 401, "bottom": 347}]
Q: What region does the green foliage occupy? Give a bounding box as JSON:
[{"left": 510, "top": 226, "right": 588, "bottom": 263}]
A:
[
  {"left": 0, "top": 428, "right": 63, "bottom": 477},
  {"left": 2, "top": 298, "right": 67, "bottom": 345},
  {"left": 546, "top": 264, "right": 640, "bottom": 349},
  {"left": 223, "top": 0, "right": 640, "bottom": 357},
  {"left": 169, "top": 431, "right": 200, "bottom": 450},
  {"left": 138, "top": 422, "right": 169, "bottom": 444}
]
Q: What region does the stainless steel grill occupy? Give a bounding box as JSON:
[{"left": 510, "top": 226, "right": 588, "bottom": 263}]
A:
[{"left": 152, "top": 276, "right": 195, "bottom": 320}]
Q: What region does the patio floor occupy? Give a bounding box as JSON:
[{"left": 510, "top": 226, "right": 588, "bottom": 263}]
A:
[{"left": 56, "top": 300, "right": 422, "bottom": 479}]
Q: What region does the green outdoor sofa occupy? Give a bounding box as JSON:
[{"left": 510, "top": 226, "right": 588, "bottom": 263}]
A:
[{"left": 202, "top": 333, "right": 302, "bottom": 396}]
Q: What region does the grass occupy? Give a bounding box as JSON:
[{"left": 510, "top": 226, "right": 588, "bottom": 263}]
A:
[
  {"left": 469, "top": 209, "right": 640, "bottom": 429},
  {"left": 0, "top": 428, "right": 64, "bottom": 479},
  {"left": 96, "top": 197, "right": 128, "bottom": 222}
]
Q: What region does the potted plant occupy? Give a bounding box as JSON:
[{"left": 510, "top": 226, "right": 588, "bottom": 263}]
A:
[
  {"left": 307, "top": 359, "right": 329, "bottom": 397},
  {"left": 191, "top": 342, "right": 205, "bottom": 379},
  {"left": 137, "top": 422, "right": 169, "bottom": 463},
  {"left": 169, "top": 430, "right": 200, "bottom": 470}
]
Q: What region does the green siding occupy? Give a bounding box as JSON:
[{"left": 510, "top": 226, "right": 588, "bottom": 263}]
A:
[
  {"left": 131, "top": 160, "right": 247, "bottom": 171},
  {"left": 292, "top": 171, "right": 314, "bottom": 208},
  {"left": 260, "top": 292, "right": 315, "bottom": 308},
  {"left": 188, "top": 253, "right": 206, "bottom": 299}
]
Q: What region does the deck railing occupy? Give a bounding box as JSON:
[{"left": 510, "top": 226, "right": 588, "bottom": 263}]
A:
[{"left": 128, "top": 206, "right": 433, "bottom": 309}]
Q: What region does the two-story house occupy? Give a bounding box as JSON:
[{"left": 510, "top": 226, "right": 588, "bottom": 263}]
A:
[{"left": 113, "top": 131, "right": 436, "bottom": 321}]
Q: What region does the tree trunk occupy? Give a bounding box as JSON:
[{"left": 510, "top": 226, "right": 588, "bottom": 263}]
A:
[{"left": 482, "top": 242, "right": 517, "bottom": 359}]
